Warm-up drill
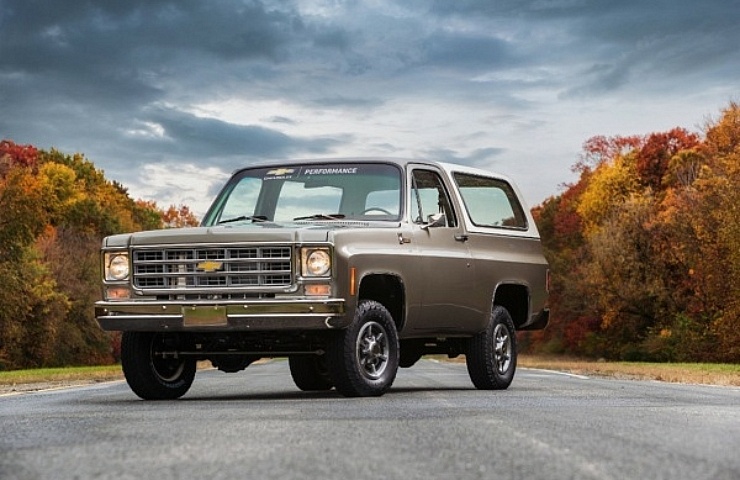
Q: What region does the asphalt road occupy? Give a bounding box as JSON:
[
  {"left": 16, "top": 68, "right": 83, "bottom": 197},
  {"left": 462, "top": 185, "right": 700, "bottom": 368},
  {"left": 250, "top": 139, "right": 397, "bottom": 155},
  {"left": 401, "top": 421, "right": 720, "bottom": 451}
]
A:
[{"left": 1, "top": 360, "right": 738, "bottom": 480}]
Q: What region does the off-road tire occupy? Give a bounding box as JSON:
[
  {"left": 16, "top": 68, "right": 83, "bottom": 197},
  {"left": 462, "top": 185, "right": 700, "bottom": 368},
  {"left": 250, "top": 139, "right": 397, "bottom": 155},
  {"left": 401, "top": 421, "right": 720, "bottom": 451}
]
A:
[
  {"left": 466, "top": 305, "right": 517, "bottom": 390},
  {"left": 327, "top": 300, "right": 399, "bottom": 397},
  {"left": 288, "top": 355, "right": 334, "bottom": 391},
  {"left": 121, "top": 332, "right": 196, "bottom": 400}
]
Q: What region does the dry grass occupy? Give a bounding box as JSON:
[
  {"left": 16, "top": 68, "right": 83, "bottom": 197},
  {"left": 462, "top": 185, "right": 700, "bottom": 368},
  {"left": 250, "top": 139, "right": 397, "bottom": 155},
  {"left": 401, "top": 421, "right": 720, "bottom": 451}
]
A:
[
  {"left": 0, "top": 365, "right": 124, "bottom": 394},
  {"left": 0, "top": 365, "right": 123, "bottom": 384},
  {"left": 518, "top": 354, "right": 740, "bottom": 386}
]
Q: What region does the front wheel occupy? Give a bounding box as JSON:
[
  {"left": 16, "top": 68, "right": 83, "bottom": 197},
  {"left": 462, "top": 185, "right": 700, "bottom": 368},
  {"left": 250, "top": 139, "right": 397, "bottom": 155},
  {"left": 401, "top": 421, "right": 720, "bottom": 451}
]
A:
[
  {"left": 327, "top": 300, "right": 399, "bottom": 397},
  {"left": 466, "top": 305, "right": 517, "bottom": 390},
  {"left": 121, "top": 332, "right": 196, "bottom": 400}
]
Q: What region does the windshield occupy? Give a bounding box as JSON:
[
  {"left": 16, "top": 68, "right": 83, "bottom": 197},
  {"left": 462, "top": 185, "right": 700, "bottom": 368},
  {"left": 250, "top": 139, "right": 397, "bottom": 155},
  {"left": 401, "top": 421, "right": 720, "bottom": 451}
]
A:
[{"left": 204, "top": 163, "right": 403, "bottom": 225}]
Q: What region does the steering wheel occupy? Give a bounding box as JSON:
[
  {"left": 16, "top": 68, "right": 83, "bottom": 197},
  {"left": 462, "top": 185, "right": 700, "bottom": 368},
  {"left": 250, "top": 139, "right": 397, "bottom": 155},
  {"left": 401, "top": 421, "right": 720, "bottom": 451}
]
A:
[{"left": 362, "top": 207, "right": 394, "bottom": 215}]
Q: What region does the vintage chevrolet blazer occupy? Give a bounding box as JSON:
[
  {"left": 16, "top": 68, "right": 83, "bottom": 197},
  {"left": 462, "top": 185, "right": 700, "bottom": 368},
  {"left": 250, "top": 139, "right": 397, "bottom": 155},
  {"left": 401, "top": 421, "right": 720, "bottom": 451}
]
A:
[{"left": 96, "top": 158, "right": 549, "bottom": 399}]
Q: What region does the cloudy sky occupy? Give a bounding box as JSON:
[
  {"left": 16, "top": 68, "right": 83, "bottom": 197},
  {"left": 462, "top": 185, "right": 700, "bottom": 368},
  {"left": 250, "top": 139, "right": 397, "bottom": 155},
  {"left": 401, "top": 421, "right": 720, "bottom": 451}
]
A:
[{"left": 1, "top": 0, "right": 738, "bottom": 215}]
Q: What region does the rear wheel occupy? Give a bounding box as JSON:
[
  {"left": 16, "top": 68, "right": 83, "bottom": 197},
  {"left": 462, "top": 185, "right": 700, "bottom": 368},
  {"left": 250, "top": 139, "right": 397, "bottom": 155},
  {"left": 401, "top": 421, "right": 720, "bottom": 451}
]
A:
[
  {"left": 327, "top": 300, "right": 399, "bottom": 397},
  {"left": 288, "top": 355, "right": 334, "bottom": 391},
  {"left": 466, "top": 306, "right": 517, "bottom": 390},
  {"left": 121, "top": 332, "right": 196, "bottom": 400}
]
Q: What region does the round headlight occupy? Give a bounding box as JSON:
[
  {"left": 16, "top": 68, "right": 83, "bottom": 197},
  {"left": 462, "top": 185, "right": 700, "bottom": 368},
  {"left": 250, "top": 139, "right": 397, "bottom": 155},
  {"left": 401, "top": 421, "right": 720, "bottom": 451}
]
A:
[
  {"left": 108, "top": 254, "right": 130, "bottom": 281},
  {"left": 306, "top": 250, "right": 331, "bottom": 276}
]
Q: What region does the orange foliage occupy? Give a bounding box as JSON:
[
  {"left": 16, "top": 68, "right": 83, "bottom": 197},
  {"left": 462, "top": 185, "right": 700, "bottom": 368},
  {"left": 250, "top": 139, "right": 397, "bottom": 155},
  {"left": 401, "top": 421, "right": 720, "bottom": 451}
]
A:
[
  {"left": 162, "top": 204, "right": 200, "bottom": 228},
  {"left": 529, "top": 104, "right": 739, "bottom": 362},
  {"left": 0, "top": 140, "right": 199, "bottom": 369}
]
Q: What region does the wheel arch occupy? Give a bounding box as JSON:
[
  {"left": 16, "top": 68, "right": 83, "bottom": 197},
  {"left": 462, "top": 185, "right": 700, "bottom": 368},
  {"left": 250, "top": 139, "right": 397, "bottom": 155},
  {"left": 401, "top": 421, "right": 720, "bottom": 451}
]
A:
[
  {"left": 493, "top": 282, "right": 530, "bottom": 330},
  {"left": 357, "top": 273, "right": 406, "bottom": 332}
]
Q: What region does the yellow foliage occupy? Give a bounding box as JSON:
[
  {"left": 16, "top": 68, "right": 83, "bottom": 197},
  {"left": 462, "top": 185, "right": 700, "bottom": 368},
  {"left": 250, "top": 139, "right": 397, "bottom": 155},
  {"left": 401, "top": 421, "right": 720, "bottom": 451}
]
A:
[
  {"left": 38, "top": 163, "right": 85, "bottom": 219},
  {"left": 576, "top": 154, "right": 640, "bottom": 235}
]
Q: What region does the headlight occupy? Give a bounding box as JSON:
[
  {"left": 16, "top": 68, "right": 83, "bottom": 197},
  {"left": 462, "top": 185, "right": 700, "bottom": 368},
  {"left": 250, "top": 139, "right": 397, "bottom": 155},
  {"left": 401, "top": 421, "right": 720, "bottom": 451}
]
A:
[
  {"left": 105, "top": 252, "right": 130, "bottom": 281},
  {"left": 301, "top": 248, "right": 331, "bottom": 277}
]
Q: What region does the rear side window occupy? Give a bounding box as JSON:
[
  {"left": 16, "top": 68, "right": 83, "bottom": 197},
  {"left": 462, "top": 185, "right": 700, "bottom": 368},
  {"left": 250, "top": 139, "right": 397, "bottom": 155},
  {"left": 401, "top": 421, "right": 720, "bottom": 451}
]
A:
[{"left": 453, "top": 173, "right": 528, "bottom": 230}]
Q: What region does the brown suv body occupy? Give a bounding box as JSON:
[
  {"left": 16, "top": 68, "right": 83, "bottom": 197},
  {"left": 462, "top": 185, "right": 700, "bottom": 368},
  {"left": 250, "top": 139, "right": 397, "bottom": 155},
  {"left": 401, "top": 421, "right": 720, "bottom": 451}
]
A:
[{"left": 96, "top": 158, "right": 548, "bottom": 399}]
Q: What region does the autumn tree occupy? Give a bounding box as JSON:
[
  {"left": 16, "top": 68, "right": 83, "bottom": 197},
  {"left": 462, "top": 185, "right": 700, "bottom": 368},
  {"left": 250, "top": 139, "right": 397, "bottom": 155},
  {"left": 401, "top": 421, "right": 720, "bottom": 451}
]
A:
[
  {"left": 634, "top": 128, "right": 700, "bottom": 193},
  {"left": 0, "top": 140, "right": 197, "bottom": 369},
  {"left": 528, "top": 103, "right": 739, "bottom": 362},
  {"left": 0, "top": 143, "right": 67, "bottom": 368},
  {"left": 161, "top": 203, "right": 200, "bottom": 228}
]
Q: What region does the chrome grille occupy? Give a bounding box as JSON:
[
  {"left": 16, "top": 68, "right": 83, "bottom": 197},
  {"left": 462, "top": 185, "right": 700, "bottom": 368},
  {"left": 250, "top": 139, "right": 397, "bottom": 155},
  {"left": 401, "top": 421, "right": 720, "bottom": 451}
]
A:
[{"left": 132, "top": 246, "right": 293, "bottom": 291}]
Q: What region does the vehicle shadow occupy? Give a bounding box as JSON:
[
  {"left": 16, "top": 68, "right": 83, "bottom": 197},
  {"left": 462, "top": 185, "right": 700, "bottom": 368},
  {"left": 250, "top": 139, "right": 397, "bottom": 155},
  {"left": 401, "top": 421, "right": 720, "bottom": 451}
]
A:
[
  {"left": 178, "top": 385, "right": 477, "bottom": 402},
  {"left": 91, "top": 384, "right": 481, "bottom": 404}
]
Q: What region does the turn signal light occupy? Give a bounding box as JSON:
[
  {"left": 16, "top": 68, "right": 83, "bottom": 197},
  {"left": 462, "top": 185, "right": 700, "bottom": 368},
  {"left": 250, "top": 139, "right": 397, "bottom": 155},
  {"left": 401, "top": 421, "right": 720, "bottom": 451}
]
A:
[
  {"left": 106, "top": 286, "right": 131, "bottom": 300},
  {"left": 305, "top": 284, "right": 331, "bottom": 296}
]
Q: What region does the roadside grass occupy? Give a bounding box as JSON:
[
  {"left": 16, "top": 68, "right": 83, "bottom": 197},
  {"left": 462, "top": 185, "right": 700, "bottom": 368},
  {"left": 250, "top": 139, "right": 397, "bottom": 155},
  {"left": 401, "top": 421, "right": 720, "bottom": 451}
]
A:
[
  {"left": 0, "top": 365, "right": 123, "bottom": 391},
  {"left": 518, "top": 355, "right": 740, "bottom": 386}
]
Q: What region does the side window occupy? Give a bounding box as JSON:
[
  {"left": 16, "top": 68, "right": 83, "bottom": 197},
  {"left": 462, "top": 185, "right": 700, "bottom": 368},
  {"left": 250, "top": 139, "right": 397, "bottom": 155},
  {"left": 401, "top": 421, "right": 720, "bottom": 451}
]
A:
[
  {"left": 453, "top": 173, "right": 528, "bottom": 229},
  {"left": 410, "top": 169, "right": 457, "bottom": 227}
]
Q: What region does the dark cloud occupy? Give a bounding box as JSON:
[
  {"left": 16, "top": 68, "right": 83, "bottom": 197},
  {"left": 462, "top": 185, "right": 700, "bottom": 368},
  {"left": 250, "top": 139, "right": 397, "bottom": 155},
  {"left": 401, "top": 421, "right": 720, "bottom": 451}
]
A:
[
  {"left": 420, "top": 32, "right": 517, "bottom": 71},
  {"left": 141, "top": 106, "right": 337, "bottom": 158},
  {"left": 312, "top": 96, "right": 384, "bottom": 109},
  {"left": 0, "top": 0, "right": 301, "bottom": 105},
  {"left": 1, "top": 0, "right": 737, "bottom": 211},
  {"left": 429, "top": 0, "right": 740, "bottom": 95}
]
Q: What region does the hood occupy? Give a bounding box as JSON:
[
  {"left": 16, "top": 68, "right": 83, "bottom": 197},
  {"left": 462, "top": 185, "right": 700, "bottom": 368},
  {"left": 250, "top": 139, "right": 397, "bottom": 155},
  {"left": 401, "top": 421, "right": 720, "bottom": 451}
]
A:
[{"left": 104, "top": 224, "right": 336, "bottom": 248}]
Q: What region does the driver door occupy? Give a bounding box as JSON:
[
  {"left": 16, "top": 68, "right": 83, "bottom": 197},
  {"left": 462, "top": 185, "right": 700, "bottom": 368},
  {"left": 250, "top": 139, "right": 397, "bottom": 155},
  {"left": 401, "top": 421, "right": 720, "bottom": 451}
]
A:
[{"left": 408, "top": 167, "right": 475, "bottom": 332}]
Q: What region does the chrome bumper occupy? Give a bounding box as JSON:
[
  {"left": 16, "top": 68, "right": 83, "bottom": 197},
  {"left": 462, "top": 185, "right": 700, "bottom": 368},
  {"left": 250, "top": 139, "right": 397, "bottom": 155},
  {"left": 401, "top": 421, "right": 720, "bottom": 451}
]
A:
[{"left": 95, "top": 298, "right": 348, "bottom": 332}]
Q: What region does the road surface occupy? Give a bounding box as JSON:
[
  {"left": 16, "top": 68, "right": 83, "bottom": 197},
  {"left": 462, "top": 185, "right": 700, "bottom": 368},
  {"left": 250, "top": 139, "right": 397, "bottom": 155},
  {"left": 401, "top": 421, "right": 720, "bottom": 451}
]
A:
[{"left": 1, "top": 360, "right": 738, "bottom": 479}]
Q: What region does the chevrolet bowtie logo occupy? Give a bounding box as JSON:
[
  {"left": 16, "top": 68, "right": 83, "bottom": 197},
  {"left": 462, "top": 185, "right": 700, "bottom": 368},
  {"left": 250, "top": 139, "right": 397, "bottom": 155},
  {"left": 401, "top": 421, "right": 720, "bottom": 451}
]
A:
[
  {"left": 267, "top": 168, "right": 295, "bottom": 176},
  {"left": 196, "top": 261, "right": 223, "bottom": 273}
]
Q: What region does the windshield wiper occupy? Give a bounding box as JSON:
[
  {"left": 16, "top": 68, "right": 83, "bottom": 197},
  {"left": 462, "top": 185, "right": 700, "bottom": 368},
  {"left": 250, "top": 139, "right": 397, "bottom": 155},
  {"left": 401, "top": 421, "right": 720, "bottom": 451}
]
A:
[
  {"left": 217, "top": 215, "right": 268, "bottom": 224},
  {"left": 293, "top": 213, "right": 346, "bottom": 221}
]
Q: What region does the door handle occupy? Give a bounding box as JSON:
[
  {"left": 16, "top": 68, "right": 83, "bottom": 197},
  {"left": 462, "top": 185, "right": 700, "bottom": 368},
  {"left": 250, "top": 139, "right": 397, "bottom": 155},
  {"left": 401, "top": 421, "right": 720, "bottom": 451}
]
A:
[{"left": 454, "top": 234, "right": 469, "bottom": 242}]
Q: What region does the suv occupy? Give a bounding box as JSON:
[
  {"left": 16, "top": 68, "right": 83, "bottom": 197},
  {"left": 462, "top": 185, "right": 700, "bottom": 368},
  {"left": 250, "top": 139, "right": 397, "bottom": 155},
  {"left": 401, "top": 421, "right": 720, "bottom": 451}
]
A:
[{"left": 96, "top": 159, "right": 549, "bottom": 399}]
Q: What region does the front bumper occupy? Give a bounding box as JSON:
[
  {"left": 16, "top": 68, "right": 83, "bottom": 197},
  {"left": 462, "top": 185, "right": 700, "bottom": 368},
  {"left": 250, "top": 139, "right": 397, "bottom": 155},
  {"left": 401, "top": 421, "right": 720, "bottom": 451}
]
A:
[{"left": 95, "top": 298, "right": 348, "bottom": 332}]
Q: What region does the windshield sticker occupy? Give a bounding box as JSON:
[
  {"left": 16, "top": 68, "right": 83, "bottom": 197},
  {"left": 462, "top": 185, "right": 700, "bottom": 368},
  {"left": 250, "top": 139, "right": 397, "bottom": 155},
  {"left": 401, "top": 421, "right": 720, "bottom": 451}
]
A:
[
  {"left": 266, "top": 168, "right": 296, "bottom": 176},
  {"left": 303, "top": 167, "right": 358, "bottom": 175},
  {"left": 265, "top": 168, "right": 296, "bottom": 180},
  {"left": 264, "top": 166, "right": 367, "bottom": 181}
]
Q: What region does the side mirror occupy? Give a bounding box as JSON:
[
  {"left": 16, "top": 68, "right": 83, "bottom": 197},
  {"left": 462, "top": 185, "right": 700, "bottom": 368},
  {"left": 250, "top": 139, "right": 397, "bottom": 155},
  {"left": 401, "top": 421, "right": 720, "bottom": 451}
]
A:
[{"left": 422, "top": 213, "right": 446, "bottom": 229}]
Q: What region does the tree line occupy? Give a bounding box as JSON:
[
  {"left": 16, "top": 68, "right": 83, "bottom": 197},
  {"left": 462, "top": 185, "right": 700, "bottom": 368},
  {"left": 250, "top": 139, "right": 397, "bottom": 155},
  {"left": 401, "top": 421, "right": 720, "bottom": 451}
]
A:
[
  {"left": 0, "top": 141, "right": 198, "bottom": 369},
  {"left": 523, "top": 102, "right": 739, "bottom": 362},
  {"left": 1, "top": 103, "right": 738, "bottom": 369}
]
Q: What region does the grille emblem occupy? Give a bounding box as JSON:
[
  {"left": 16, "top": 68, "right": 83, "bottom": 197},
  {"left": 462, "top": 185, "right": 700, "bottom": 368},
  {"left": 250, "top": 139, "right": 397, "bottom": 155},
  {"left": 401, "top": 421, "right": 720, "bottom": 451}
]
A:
[{"left": 196, "top": 261, "right": 223, "bottom": 273}]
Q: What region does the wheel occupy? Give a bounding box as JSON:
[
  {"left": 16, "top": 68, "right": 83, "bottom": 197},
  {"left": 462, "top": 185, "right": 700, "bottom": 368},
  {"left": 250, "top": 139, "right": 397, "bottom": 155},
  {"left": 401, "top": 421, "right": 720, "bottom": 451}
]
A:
[
  {"left": 327, "top": 300, "right": 399, "bottom": 397},
  {"left": 121, "top": 332, "right": 196, "bottom": 400},
  {"left": 289, "top": 355, "right": 334, "bottom": 391},
  {"left": 466, "top": 305, "right": 517, "bottom": 390}
]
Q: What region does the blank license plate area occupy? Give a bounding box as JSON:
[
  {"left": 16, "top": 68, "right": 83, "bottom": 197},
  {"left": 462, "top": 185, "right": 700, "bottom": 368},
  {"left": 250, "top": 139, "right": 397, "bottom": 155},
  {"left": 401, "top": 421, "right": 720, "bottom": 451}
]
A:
[{"left": 183, "top": 306, "right": 228, "bottom": 327}]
